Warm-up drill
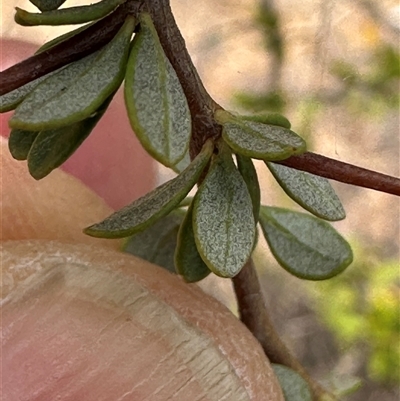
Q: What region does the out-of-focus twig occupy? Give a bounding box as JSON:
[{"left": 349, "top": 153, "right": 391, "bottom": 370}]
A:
[{"left": 232, "top": 259, "right": 337, "bottom": 401}]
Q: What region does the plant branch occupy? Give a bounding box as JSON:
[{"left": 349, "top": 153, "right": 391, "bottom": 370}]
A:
[
  {"left": 0, "top": 3, "right": 132, "bottom": 96},
  {"left": 278, "top": 152, "right": 400, "bottom": 196},
  {"left": 232, "top": 259, "right": 337, "bottom": 401},
  {"left": 1, "top": 0, "right": 399, "bottom": 199},
  {"left": 145, "top": 0, "right": 222, "bottom": 159}
]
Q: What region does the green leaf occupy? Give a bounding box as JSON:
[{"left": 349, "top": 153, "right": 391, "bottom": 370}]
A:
[
  {"left": 35, "top": 21, "right": 97, "bottom": 54},
  {"left": 175, "top": 201, "right": 211, "bottom": 282},
  {"left": 242, "top": 113, "right": 291, "bottom": 129},
  {"left": 172, "top": 150, "right": 191, "bottom": 173},
  {"left": 193, "top": 145, "right": 256, "bottom": 278},
  {"left": 8, "top": 130, "right": 39, "bottom": 160},
  {"left": 259, "top": 206, "right": 353, "bottom": 280},
  {"left": 0, "top": 68, "right": 63, "bottom": 113},
  {"left": 124, "top": 13, "right": 191, "bottom": 167},
  {"left": 272, "top": 364, "right": 312, "bottom": 401},
  {"left": 123, "top": 209, "right": 185, "bottom": 274},
  {"left": 215, "top": 110, "right": 306, "bottom": 161},
  {"left": 84, "top": 140, "right": 213, "bottom": 239},
  {"left": 15, "top": 0, "right": 125, "bottom": 26},
  {"left": 26, "top": 93, "right": 114, "bottom": 180},
  {"left": 10, "top": 17, "right": 135, "bottom": 131},
  {"left": 236, "top": 154, "right": 261, "bottom": 223},
  {"left": 267, "top": 163, "right": 346, "bottom": 221},
  {"left": 29, "top": 0, "right": 67, "bottom": 12}
]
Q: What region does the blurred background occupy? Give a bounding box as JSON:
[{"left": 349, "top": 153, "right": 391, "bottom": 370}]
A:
[{"left": 2, "top": 0, "right": 399, "bottom": 399}]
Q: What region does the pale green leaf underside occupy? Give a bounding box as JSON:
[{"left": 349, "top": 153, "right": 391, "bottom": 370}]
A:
[
  {"left": 15, "top": 0, "right": 125, "bottom": 26},
  {"left": 10, "top": 17, "right": 134, "bottom": 131},
  {"left": 124, "top": 210, "right": 185, "bottom": 274},
  {"left": 8, "top": 130, "right": 39, "bottom": 160},
  {"left": 29, "top": 0, "right": 67, "bottom": 12},
  {"left": 272, "top": 364, "right": 312, "bottom": 401},
  {"left": 175, "top": 202, "right": 211, "bottom": 282},
  {"left": 267, "top": 162, "right": 346, "bottom": 221},
  {"left": 85, "top": 140, "right": 213, "bottom": 238},
  {"left": 236, "top": 154, "right": 261, "bottom": 223},
  {"left": 259, "top": 206, "right": 353, "bottom": 280},
  {"left": 172, "top": 150, "right": 191, "bottom": 173},
  {"left": 124, "top": 13, "right": 191, "bottom": 167},
  {"left": 193, "top": 150, "right": 256, "bottom": 278},
  {"left": 26, "top": 93, "right": 114, "bottom": 180},
  {"left": 220, "top": 117, "right": 306, "bottom": 161}
]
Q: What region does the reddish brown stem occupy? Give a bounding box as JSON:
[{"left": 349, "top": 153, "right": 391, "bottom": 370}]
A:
[
  {"left": 232, "top": 259, "right": 337, "bottom": 401},
  {"left": 0, "top": 4, "right": 132, "bottom": 96},
  {"left": 278, "top": 152, "right": 400, "bottom": 196}
]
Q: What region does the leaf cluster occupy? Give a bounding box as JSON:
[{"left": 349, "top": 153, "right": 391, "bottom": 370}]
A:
[{"left": 0, "top": 0, "right": 354, "bottom": 286}]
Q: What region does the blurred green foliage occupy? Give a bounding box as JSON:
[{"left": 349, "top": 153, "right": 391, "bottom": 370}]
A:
[
  {"left": 330, "top": 44, "right": 400, "bottom": 114},
  {"left": 309, "top": 242, "right": 400, "bottom": 384}
]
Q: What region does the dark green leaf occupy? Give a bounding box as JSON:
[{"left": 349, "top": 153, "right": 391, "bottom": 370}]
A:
[
  {"left": 10, "top": 17, "right": 135, "bottom": 131},
  {"left": 193, "top": 145, "right": 256, "bottom": 278},
  {"left": 267, "top": 162, "right": 346, "bottom": 221},
  {"left": 259, "top": 206, "right": 353, "bottom": 280},
  {"left": 272, "top": 364, "right": 312, "bottom": 401},
  {"left": 236, "top": 154, "right": 261, "bottom": 223},
  {"left": 175, "top": 202, "right": 211, "bottom": 282},
  {"left": 215, "top": 110, "right": 306, "bottom": 161},
  {"left": 124, "top": 13, "right": 191, "bottom": 167},
  {"left": 26, "top": 93, "right": 114, "bottom": 180},
  {"left": 8, "top": 130, "right": 39, "bottom": 160},
  {"left": 84, "top": 140, "right": 213, "bottom": 239},
  {"left": 15, "top": 0, "right": 125, "bottom": 26},
  {"left": 29, "top": 0, "right": 67, "bottom": 12},
  {"left": 123, "top": 210, "right": 185, "bottom": 274}
]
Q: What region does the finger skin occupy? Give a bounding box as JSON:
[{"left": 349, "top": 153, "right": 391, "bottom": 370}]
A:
[{"left": 1, "top": 240, "right": 284, "bottom": 401}]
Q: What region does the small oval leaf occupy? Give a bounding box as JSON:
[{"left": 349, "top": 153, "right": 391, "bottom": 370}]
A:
[
  {"left": 236, "top": 154, "right": 261, "bottom": 223},
  {"left": 15, "top": 0, "right": 125, "bottom": 26},
  {"left": 272, "top": 364, "right": 312, "bottom": 401},
  {"left": 242, "top": 113, "right": 291, "bottom": 129},
  {"left": 8, "top": 130, "right": 39, "bottom": 160},
  {"left": 0, "top": 68, "right": 63, "bottom": 113},
  {"left": 172, "top": 150, "right": 191, "bottom": 173},
  {"left": 124, "top": 13, "right": 191, "bottom": 167},
  {"left": 259, "top": 206, "right": 353, "bottom": 280},
  {"left": 10, "top": 17, "right": 135, "bottom": 131},
  {"left": 124, "top": 209, "right": 185, "bottom": 274},
  {"left": 27, "top": 93, "right": 114, "bottom": 179},
  {"left": 215, "top": 110, "right": 306, "bottom": 161},
  {"left": 84, "top": 140, "right": 213, "bottom": 239},
  {"left": 267, "top": 162, "right": 346, "bottom": 221},
  {"left": 35, "top": 21, "right": 96, "bottom": 54},
  {"left": 29, "top": 0, "right": 67, "bottom": 12},
  {"left": 193, "top": 145, "right": 256, "bottom": 278},
  {"left": 175, "top": 202, "right": 211, "bottom": 282}
]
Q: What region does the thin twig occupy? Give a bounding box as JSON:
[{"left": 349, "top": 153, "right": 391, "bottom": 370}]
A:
[
  {"left": 1, "top": 1, "right": 398, "bottom": 199},
  {"left": 232, "top": 259, "right": 337, "bottom": 401},
  {"left": 146, "top": 0, "right": 222, "bottom": 159},
  {"left": 278, "top": 152, "right": 400, "bottom": 196},
  {"left": 0, "top": 3, "right": 131, "bottom": 96}
]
